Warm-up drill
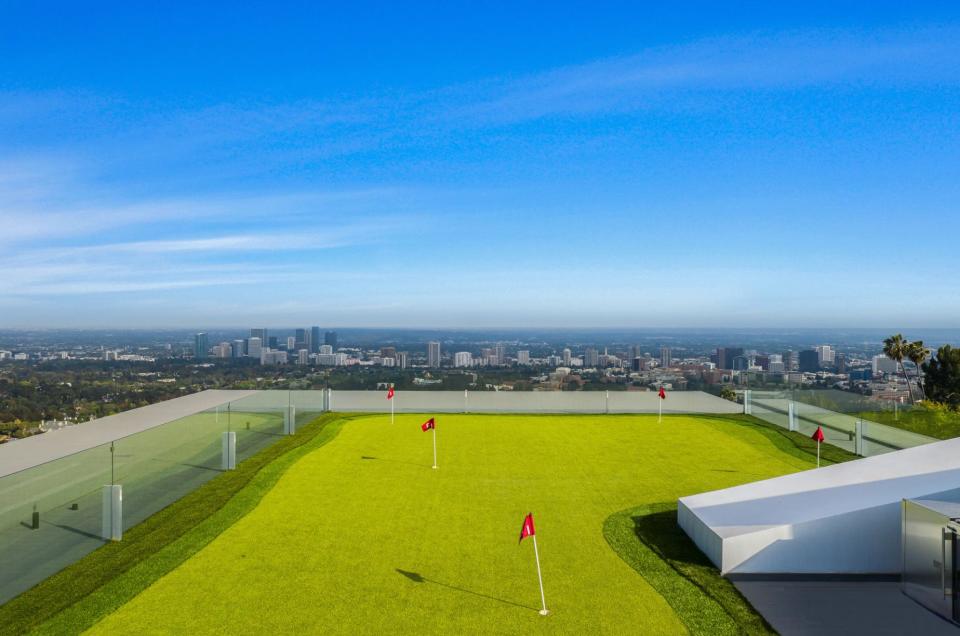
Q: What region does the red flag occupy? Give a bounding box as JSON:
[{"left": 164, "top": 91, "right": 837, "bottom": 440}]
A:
[
  {"left": 658, "top": 386, "right": 666, "bottom": 399},
  {"left": 421, "top": 417, "right": 435, "bottom": 432},
  {"left": 519, "top": 513, "right": 535, "bottom": 543},
  {"left": 812, "top": 426, "right": 825, "bottom": 443},
  {"left": 386, "top": 386, "right": 394, "bottom": 400}
]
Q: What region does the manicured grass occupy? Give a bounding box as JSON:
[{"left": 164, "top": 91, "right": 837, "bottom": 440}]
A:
[
  {"left": 84, "top": 413, "right": 825, "bottom": 634},
  {"left": 604, "top": 503, "right": 774, "bottom": 636},
  {"left": 0, "top": 413, "right": 349, "bottom": 636}
]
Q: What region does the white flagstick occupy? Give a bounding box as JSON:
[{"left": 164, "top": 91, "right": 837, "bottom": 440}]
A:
[
  {"left": 432, "top": 425, "right": 438, "bottom": 470},
  {"left": 390, "top": 390, "right": 395, "bottom": 425},
  {"left": 532, "top": 535, "right": 548, "bottom": 616},
  {"left": 817, "top": 439, "right": 820, "bottom": 468},
  {"left": 658, "top": 393, "right": 662, "bottom": 423}
]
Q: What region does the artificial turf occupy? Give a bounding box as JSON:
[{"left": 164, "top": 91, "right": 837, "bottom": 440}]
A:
[
  {"left": 0, "top": 413, "right": 349, "bottom": 636},
  {"left": 80, "top": 413, "right": 825, "bottom": 634}
]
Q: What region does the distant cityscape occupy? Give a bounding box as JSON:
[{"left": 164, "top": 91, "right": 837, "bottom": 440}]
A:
[{"left": 1, "top": 327, "right": 932, "bottom": 403}]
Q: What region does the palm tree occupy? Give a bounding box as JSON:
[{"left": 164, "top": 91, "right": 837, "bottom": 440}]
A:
[
  {"left": 883, "top": 334, "right": 914, "bottom": 404},
  {"left": 907, "top": 340, "right": 931, "bottom": 401}
]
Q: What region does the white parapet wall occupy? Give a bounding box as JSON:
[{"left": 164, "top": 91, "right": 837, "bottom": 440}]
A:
[{"left": 678, "top": 435, "right": 960, "bottom": 574}]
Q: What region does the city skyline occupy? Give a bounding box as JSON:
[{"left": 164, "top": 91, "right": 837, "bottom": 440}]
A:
[{"left": 3, "top": 5, "right": 960, "bottom": 327}]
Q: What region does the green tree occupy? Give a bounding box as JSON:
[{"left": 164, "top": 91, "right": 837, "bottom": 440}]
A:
[
  {"left": 883, "top": 334, "right": 914, "bottom": 404},
  {"left": 907, "top": 340, "right": 931, "bottom": 401},
  {"left": 719, "top": 386, "right": 737, "bottom": 402},
  {"left": 922, "top": 345, "right": 960, "bottom": 408}
]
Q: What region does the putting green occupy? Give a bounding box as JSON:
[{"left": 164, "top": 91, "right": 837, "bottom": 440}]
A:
[{"left": 86, "top": 414, "right": 813, "bottom": 634}]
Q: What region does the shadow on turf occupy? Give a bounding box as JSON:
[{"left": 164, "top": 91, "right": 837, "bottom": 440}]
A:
[
  {"left": 361, "top": 456, "right": 432, "bottom": 469},
  {"left": 395, "top": 569, "right": 538, "bottom": 611}
]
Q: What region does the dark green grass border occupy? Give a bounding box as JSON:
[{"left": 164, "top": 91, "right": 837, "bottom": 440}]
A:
[
  {"left": 601, "top": 415, "right": 857, "bottom": 635},
  {"left": 0, "top": 413, "right": 354, "bottom": 636},
  {"left": 604, "top": 502, "right": 775, "bottom": 636}
]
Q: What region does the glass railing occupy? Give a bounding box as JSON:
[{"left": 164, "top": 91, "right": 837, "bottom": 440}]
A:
[
  {"left": 0, "top": 393, "right": 293, "bottom": 605},
  {"left": 747, "top": 388, "right": 941, "bottom": 457}
]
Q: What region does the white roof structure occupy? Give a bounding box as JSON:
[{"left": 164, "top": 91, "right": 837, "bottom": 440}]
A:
[
  {"left": 679, "top": 436, "right": 960, "bottom": 574},
  {"left": 0, "top": 389, "right": 256, "bottom": 479}
]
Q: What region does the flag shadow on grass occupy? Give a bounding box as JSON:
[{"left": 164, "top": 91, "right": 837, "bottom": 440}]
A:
[
  {"left": 395, "top": 569, "right": 538, "bottom": 611},
  {"left": 361, "top": 456, "right": 432, "bottom": 469}
]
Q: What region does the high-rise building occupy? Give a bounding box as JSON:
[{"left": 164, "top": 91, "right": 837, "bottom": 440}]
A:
[
  {"left": 214, "top": 342, "right": 232, "bottom": 358},
  {"left": 660, "top": 346, "right": 672, "bottom": 369},
  {"left": 320, "top": 344, "right": 333, "bottom": 355},
  {"left": 427, "top": 341, "right": 441, "bottom": 367},
  {"left": 397, "top": 352, "right": 408, "bottom": 369},
  {"left": 454, "top": 351, "right": 473, "bottom": 367},
  {"left": 297, "top": 349, "right": 309, "bottom": 365},
  {"left": 295, "top": 328, "right": 308, "bottom": 352},
  {"left": 495, "top": 343, "right": 506, "bottom": 366},
  {"left": 381, "top": 347, "right": 397, "bottom": 359},
  {"left": 782, "top": 350, "right": 798, "bottom": 371},
  {"left": 872, "top": 354, "right": 898, "bottom": 375},
  {"left": 583, "top": 347, "right": 599, "bottom": 368},
  {"left": 815, "top": 345, "right": 835, "bottom": 366},
  {"left": 247, "top": 337, "right": 262, "bottom": 358},
  {"left": 798, "top": 350, "right": 820, "bottom": 373},
  {"left": 194, "top": 333, "right": 209, "bottom": 359},
  {"left": 250, "top": 328, "right": 267, "bottom": 343},
  {"left": 324, "top": 331, "right": 338, "bottom": 351},
  {"left": 232, "top": 339, "right": 245, "bottom": 358},
  {"left": 268, "top": 336, "right": 279, "bottom": 349},
  {"left": 836, "top": 353, "right": 848, "bottom": 374},
  {"left": 287, "top": 336, "right": 296, "bottom": 350},
  {"left": 562, "top": 348, "right": 572, "bottom": 366},
  {"left": 631, "top": 357, "right": 645, "bottom": 372},
  {"left": 517, "top": 350, "right": 530, "bottom": 365},
  {"left": 310, "top": 326, "right": 321, "bottom": 353},
  {"left": 716, "top": 347, "right": 744, "bottom": 370}
]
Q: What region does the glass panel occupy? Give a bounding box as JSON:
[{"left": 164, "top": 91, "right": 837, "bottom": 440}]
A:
[{"left": 0, "top": 443, "right": 112, "bottom": 604}]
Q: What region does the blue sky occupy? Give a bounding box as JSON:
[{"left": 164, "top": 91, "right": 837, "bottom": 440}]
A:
[{"left": 1, "top": 2, "right": 959, "bottom": 328}]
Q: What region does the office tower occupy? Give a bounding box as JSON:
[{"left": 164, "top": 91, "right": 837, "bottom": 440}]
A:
[
  {"left": 836, "top": 353, "right": 848, "bottom": 374},
  {"left": 798, "top": 350, "right": 820, "bottom": 373},
  {"left": 872, "top": 354, "right": 898, "bottom": 375},
  {"left": 517, "top": 350, "right": 530, "bottom": 365},
  {"left": 583, "top": 347, "right": 599, "bottom": 368},
  {"left": 324, "top": 331, "right": 338, "bottom": 350},
  {"left": 660, "top": 346, "right": 672, "bottom": 369},
  {"left": 454, "top": 351, "right": 473, "bottom": 367},
  {"left": 287, "top": 336, "right": 296, "bottom": 350},
  {"left": 630, "top": 345, "right": 641, "bottom": 362},
  {"left": 494, "top": 343, "right": 505, "bottom": 365},
  {"left": 397, "top": 352, "right": 408, "bottom": 369},
  {"left": 381, "top": 347, "right": 397, "bottom": 359},
  {"left": 232, "top": 339, "right": 245, "bottom": 358},
  {"left": 297, "top": 349, "right": 309, "bottom": 365},
  {"left": 716, "top": 347, "right": 744, "bottom": 370},
  {"left": 562, "top": 348, "right": 572, "bottom": 366},
  {"left": 755, "top": 355, "right": 770, "bottom": 371},
  {"left": 310, "top": 326, "right": 321, "bottom": 353},
  {"left": 782, "top": 350, "right": 797, "bottom": 372},
  {"left": 250, "top": 328, "right": 267, "bottom": 343},
  {"left": 247, "top": 337, "right": 262, "bottom": 358},
  {"left": 815, "top": 345, "right": 835, "bottom": 366},
  {"left": 732, "top": 355, "right": 749, "bottom": 371},
  {"left": 427, "top": 341, "right": 441, "bottom": 367},
  {"left": 631, "top": 357, "right": 644, "bottom": 372},
  {"left": 295, "top": 328, "right": 308, "bottom": 352},
  {"left": 320, "top": 344, "right": 333, "bottom": 355},
  {"left": 194, "top": 333, "right": 209, "bottom": 360},
  {"left": 268, "top": 336, "right": 279, "bottom": 349}
]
